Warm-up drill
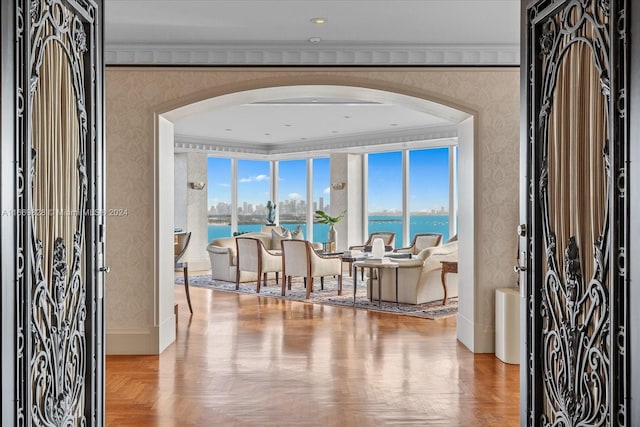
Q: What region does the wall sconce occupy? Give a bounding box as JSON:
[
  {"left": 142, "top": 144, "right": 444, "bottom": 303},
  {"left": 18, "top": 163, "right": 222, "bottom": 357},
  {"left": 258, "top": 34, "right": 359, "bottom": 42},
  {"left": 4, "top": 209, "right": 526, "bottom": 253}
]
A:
[
  {"left": 190, "top": 181, "right": 206, "bottom": 190},
  {"left": 331, "top": 181, "right": 346, "bottom": 190}
]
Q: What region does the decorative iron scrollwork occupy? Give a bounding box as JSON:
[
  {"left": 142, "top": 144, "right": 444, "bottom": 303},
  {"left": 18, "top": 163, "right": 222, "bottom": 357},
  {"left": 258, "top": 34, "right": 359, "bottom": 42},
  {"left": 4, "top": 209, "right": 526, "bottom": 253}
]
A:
[
  {"left": 29, "top": 1, "right": 39, "bottom": 22},
  {"left": 528, "top": 0, "right": 627, "bottom": 425},
  {"left": 540, "top": 19, "right": 556, "bottom": 56},
  {"left": 14, "top": 0, "right": 99, "bottom": 424}
]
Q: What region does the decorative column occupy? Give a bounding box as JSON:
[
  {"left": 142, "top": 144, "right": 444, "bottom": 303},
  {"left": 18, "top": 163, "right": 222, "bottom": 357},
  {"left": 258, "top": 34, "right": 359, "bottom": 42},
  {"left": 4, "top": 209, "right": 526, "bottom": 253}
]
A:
[
  {"left": 330, "top": 153, "right": 364, "bottom": 251},
  {"left": 186, "top": 153, "right": 208, "bottom": 269}
]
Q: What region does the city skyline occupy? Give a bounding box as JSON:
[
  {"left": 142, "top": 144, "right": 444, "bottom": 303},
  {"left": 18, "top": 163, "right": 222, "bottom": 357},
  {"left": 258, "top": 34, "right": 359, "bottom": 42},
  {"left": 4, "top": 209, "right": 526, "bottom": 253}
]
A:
[
  {"left": 207, "top": 200, "right": 447, "bottom": 217},
  {"left": 207, "top": 148, "right": 453, "bottom": 213}
]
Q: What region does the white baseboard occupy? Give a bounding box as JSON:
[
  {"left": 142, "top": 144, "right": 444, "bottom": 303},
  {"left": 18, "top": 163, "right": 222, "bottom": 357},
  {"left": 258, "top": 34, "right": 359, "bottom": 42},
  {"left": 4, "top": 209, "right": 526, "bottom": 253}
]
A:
[
  {"left": 107, "top": 315, "right": 176, "bottom": 355},
  {"left": 106, "top": 328, "right": 158, "bottom": 355},
  {"left": 457, "top": 312, "right": 475, "bottom": 351},
  {"left": 457, "top": 313, "right": 495, "bottom": 354},
  {"left": 158, "top": 313, "right": 176, "bottom": 353}
]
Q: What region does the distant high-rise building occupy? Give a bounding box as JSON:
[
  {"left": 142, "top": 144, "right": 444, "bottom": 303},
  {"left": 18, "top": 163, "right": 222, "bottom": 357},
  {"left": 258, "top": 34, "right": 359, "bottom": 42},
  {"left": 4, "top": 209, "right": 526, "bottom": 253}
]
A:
[
  {"left": 217, "top": 202, "right": 230, "bottom": 215},
  {"left": 319, "top": 197, "right": 324, "bottom": 211}
]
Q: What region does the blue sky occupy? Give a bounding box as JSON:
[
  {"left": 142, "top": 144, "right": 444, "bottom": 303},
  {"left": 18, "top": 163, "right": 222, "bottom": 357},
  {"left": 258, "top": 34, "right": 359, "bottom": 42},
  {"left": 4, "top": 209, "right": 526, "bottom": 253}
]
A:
[
  {"left": 207, "top": 148, "right": 451, "bottom": 211},
  {"left": 368, "top": 148, "right": 450, "bottom": 212}
]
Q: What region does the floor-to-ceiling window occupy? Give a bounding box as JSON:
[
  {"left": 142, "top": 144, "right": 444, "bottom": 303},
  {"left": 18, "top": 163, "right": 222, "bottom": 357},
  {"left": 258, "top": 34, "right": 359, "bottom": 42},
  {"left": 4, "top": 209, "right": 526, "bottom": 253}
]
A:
[
  {"left": 278, "top": 159, "right": 307, "bottom": 234},
  {"left": 206, "top": 146, "right": 456, "bottom": 244},
  {"left": 237, "top": 159, "right": 270, "bottom": 233},
  {"left": 408, "top": 147, "right": 451, "bottom": 242},
  {"left": 207, "top": 157, "right": 232, "bottom": 241},
  {"left": 206, "top": 156, "right": 332, "bottom": 242},
  {"left": 367, "top": 151, "right": 403, "bottom": 244},
  {"left": 366, "top": 147, "right": 456, "bottom": 247}
]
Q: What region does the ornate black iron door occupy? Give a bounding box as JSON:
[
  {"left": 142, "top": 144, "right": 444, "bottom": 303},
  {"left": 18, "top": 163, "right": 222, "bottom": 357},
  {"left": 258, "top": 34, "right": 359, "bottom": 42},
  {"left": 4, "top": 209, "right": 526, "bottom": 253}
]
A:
[
  {"left": 1, "top": 0, "right": 105, "bottom": 425},
  {"left": 520, "top": 0, "right": 629, "bottom": 425}
]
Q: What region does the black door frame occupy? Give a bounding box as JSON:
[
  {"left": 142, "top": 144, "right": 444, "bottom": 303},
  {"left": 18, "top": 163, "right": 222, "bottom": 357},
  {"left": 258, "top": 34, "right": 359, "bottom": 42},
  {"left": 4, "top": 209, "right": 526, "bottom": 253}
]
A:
[
  {"left": 520, "top": 0, "right": 633, "bottom": 425},
  {"left": 0, "top": 0, "right": 105, "bottom": 424},
  {"left": 629, "top": 1, "right": 640, "bottom": 424},
  {"left": 520, "top": 0, "right": 640, "bottom": 426},
  {"left": 1, "top": 0, "right": 18, "bottom": 423}
]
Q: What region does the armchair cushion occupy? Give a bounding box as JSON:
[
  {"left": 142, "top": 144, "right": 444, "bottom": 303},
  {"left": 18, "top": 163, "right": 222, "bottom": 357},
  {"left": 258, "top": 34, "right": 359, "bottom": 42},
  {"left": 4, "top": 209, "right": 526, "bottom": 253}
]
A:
[
  {"left": 290, "top": 224, "right": 304, "bottom": 240},
  {"left": 271, "top": 228, "right": 292, "bottom": 249}
]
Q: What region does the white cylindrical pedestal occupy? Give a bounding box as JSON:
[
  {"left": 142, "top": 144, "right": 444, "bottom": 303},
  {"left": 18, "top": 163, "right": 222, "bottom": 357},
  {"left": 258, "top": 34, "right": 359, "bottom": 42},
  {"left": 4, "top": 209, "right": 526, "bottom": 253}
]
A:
[{"left": 495, "top": 287, "right": 520, "bottom": 364}]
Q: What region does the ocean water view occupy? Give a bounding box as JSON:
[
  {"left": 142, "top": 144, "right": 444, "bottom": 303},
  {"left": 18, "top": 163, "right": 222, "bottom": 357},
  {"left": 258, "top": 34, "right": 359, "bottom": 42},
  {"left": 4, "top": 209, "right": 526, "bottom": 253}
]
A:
[{"left": 207, "top": 215, "right": 450, "bottom": 246}]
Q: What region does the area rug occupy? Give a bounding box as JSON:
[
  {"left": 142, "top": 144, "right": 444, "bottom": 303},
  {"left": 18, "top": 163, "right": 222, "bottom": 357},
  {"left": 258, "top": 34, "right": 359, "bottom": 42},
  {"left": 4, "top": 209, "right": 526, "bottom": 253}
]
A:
[{"left": 175, "top": 274, "right": 457, "bottom": 320}]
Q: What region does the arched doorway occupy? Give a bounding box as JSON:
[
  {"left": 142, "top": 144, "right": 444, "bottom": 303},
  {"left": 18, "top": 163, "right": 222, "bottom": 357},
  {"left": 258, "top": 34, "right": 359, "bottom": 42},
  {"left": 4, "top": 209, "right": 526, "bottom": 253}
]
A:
[{"left": 157, "top": 82, "right": 476, "bottom": 351}]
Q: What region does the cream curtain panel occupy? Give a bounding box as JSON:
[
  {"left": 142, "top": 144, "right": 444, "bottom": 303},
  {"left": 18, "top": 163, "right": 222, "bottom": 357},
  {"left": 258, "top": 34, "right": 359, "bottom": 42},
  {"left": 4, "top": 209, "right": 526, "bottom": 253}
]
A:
[
  {"left": 31, "top": 28, "right": 82, "bottom": 289},
  {"left": 543, "top": 8, "right": 609, "bottom": 422},
  {"left": 547, "top": 32, "right": 606, "bottom": 286}
]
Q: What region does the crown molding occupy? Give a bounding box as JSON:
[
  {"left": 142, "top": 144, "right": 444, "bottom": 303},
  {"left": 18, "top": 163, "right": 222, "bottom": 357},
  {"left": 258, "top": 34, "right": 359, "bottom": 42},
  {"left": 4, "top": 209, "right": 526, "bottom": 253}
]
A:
[
  {"left": 174, "top": 124, "right": 458, "bottom": 159},
  {"left": 105, "top": 43, "right": 519, "bottom": 66}
]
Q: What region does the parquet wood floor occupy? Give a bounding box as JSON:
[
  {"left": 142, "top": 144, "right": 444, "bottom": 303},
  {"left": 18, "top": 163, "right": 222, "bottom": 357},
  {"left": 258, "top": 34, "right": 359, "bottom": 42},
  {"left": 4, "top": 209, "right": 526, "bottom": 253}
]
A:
[{"left": 106, "top": 285, "right": 520, "bottom": 426}]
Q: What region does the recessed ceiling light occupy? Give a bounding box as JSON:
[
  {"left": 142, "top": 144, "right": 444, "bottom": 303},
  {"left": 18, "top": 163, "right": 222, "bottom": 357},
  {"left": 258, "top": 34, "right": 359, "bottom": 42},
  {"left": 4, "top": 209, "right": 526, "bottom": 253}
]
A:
[
  {"left": 390, "top": 123, "right": 398, "bottom": 126},
  {"left": 225, "top": 128, "right": 232, "bottom": 131},
  {"left": 300, "top": 137, "right": 308, "bottom": 140},
  {"left": 284, "top": 124, "right": 292, "bottom": 127},
  {"left": 308, "top": 37, "right": 322, "bottom": 44},
  {"left": 311, "top": 17, "right": 327, "bottom": 24},
  {"left": 264, "top": 133, "right": 271, "bottom": 136},
  {"left": 332, "top": 130, "right": 339, "bottom": 133},
  {"left": 343, "top": 115, "right": 351, "bottom": 119}
]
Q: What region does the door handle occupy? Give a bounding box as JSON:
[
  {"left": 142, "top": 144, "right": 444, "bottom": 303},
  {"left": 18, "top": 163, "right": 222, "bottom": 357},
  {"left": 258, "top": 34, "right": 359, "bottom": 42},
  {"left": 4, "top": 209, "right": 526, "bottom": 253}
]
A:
[
  {"left": 514, "top": 250, "right": 527, "bottom": 298},
  {"left": 513, "top": 264, "right": 527, "bottom": 273},
  {"left": 513, "top": 250, "right": 527, "bottom": 273},
  {"left": 99, "top": 266, "right": 110, "bottom": 273}
]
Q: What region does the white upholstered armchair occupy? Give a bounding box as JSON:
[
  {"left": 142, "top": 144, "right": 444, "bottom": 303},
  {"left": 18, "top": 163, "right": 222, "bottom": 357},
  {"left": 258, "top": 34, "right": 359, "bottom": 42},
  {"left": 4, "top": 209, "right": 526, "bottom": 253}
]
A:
[
  {"left": 281, "top": 239, "right": 343, "bottom": 299},
  {"left": 235, "top": 237, "right": 282, "bottom": 293},
  {"left": 349, "top": 231, "right": 396, "bottom": 252},
  {"left": 394, "top": 233, "right": 443, "bottom": 255}
]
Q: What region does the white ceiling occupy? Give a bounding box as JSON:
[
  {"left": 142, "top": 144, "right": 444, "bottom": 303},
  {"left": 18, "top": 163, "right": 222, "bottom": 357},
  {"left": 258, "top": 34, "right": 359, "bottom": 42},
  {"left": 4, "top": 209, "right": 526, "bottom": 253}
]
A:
[
  {"left": 105, "top": 1, "right": 519, "bottom": 155},
  {"left": 174, "top": 97, "right": 452, "bottom": 150},
  {"left": 104, "top": 0, "right": 521, "bottom": 65}
]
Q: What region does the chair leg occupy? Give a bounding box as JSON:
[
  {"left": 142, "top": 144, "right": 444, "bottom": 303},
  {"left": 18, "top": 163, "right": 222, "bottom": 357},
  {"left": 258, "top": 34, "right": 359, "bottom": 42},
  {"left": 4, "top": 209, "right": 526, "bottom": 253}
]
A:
[
  {"left": 281, "top": 275, "right": 287, "bottom": 296},
  {"left": 320, "top": 276, "right": 324, "bottom": 290},
  {"left": 235, "top": 265, "right": 240, "bottom": 290},
  {"left": 275, "top": 272, "right": 279, "bottom": 285},
  {"left": 183, "top": 264, "right": 193, "bottom": 314},
  {"left": 337, "top": 274, "right": 342, "bottom": 296},
  {"left": 303, "top": 277, "right": 307, "bottom": 289},
  {"left": 263, "top": 272, "right": 268, "bottom": 288},
  {"left": 288, "top": 276, "right": 292, "bottom": 290},
  {"left": 306, "top": 276, "right": 313, "bottom": 299}
]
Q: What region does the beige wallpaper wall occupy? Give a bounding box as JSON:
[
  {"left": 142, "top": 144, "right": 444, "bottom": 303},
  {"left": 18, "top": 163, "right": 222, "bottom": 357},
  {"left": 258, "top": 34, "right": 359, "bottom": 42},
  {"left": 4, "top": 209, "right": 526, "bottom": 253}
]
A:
[{"left": 105, "top": 67, "right": 520, "bottom": 354}]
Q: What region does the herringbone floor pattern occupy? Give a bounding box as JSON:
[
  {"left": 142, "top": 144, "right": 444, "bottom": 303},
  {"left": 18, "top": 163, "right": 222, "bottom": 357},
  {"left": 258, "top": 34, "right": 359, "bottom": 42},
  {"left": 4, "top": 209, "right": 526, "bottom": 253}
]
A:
[{"left": 106, "top": 285, "right": 519, "bottom": 426}]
